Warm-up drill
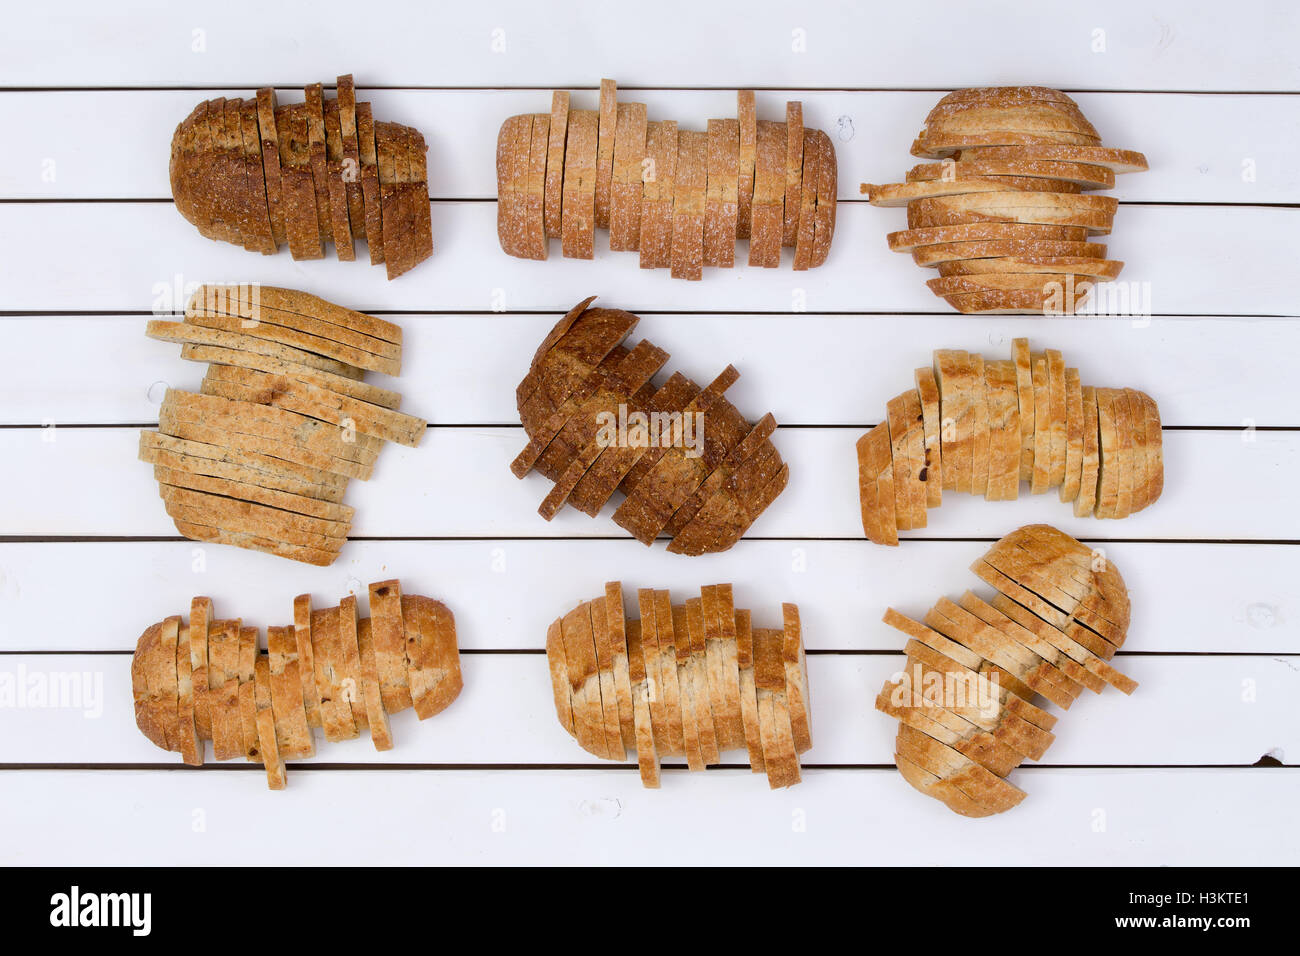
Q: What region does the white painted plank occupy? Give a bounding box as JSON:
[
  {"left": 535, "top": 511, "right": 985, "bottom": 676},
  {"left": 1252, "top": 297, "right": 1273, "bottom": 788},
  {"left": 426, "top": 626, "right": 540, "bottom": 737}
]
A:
[
  {"left": 4, "top": 314, "right": 1299, "bottom": 427},
  {"left": 1, "top": 539, "right": 1295, "bottom": 655},
  {"left": 3, "top": 0, "right": 1297, "bottom": 92},
  {"left": 1, "top": 426, "right": 1295, "bottom": 540},
  {"left": 1, "top": 202, "right": 1296, "bottom": 316},
  {"left": 0, "top": 767, "right": 1294, "bottom": 866},
  {"left": 3, "top": 88, "right": 1295, "bottom": 204}
]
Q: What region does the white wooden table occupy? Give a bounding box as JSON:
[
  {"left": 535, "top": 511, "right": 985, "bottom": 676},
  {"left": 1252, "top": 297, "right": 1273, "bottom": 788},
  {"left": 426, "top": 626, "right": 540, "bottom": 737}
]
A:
[{"left": 1, "top": 0, "right": 1297, "bottom": 866}]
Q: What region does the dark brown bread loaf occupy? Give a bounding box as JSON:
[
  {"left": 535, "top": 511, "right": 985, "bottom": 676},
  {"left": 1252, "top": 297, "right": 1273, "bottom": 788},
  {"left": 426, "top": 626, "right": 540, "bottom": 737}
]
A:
[
  {"left": 512, "top": 297, "right": 787, "bottom": 554},
  {"left": 170, "top": 75, "right": 432, "bottom": 279}
]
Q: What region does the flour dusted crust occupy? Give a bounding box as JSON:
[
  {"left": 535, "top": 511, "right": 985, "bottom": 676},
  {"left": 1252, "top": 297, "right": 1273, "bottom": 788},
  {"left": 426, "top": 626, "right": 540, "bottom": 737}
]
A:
[
  {"left": 875, "top": 524, "right": 1136, "bottom": 815},
  {"left": 141, "top": 286, "right": 422, "bottom": 566},
  {"left": 169, "top": 77, "right": 432, "bottom": 277},
  {"left": 497, "top": 81, "right": 836, "bottom": 274},
  {"left": 863, "top": 86, "right": 1145, "bottom": 312},
  {"left": 131, "top": 582, "right": 462, "bottom": 789},
  {"left": 546, "top": 583, "right": 810, "bottom": 788},
  {"left": 856, "top": 340, "right": 1164, "bottom": 543}
]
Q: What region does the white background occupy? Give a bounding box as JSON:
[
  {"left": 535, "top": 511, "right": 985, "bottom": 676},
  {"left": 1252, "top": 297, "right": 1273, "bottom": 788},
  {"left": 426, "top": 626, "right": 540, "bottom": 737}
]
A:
[{"left": 0, "top": 0, "right": 1297, "bottom": 865}]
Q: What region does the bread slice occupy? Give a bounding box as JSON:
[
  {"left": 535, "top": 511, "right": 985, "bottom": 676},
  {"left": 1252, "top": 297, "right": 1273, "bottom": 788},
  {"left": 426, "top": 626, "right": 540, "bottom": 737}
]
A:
[
  {"left": 753, "top": 627, "right": 800, "bottom": 789},
  {"left": 968, "top": 353, "right": 991, "bottom": 498},
  {"left": 704, "top": 124, "right": 742, "bottom": 267},
  {"left": 204, "top": 619, "right": 243, "bottom": 760},
  {"left": 594, "top": 79, "right": 618, "bottom": 232},
  {"left": 635, "top": 589, "right": 668, "bottom": 753},
  {"left": 1060, "top": 367, "right": 1085, "bottom": 503},
  {"left": 747, "top": 120, "right": 785, "bottom": 268},
  {"left": 237, "top": 99, "right": 276, "bottom": 255},
  {"left": 937, "top": 256, "right": 1122, "bottom": 279},
  {"left": 560, "top": 109, "right": 598, "bottom": 259},
  {"left": 267, "top": 623, "right": 315, "bottom": 759},
  {"left": 543, "top": 91, "right": 570, "bottom": 240},
  {"left": 291, "top": 594, "right": 323, "bottom": 728},
  {"left": 187, "top": 597, "right": 214, "bottom": 743},
  {"left": 587, "top": 591, "right": 626, "bottom": 759},
  {"left": 913, "top": 128, "right": 1101, "bottom": 159},
  {"left": 984, "top": 359, "right": 1020, "bottom": 501},
  {"left": 651, "top": 589, "right": 687, "bottom": 757},
  {"left": 366, "top": 579, "right": 412, "bottom": 714},
  {"left": 355, "top": 617, "right": 392, "bottom": 750},
  {"left": 624, "top": 614, "right": 660, "bottom": 787},
  {"left": 809, "top": 129, "right": 837, "bottom": 268},
  {"left": 322, "top": 98, "right": 356, "bottom": 261},
  {"left": 403, "top": 595, "right": 463, "bottom": 721},
  {"left": 253, "top": 656, "right": 286, "bottom": 789},
  {"left": 276, "top": 105, "right": 324, "bottom": 260},
  {"left": 237, "top": 669, "right": 260, "bottom": 763},
  {"left": 1029, "top": 353, "right": 1051, "bottom": 494},
  {"left": 734, "top": 608, "right": 766, "bottom": 773},
  {"left": 792, "top": 123, "right": 822, "bottom": 271},
  {"left": 253, "top": 90, "right": 287, "bottom": 246},
  {"left": 885, "top": 392, "right": 913, "bottom": 531},
  {"left": 670, "top": 601, "right": 705, "bottom": 771},
  {"left": 170, "top": 518, "right": 339, "bottom": 567},
  {"left": 545, "top": 616, "right": 573, "bottom": 735},
  {"left": 638, "top": 120, "right": 677, "bottom": 269},
  {"left": 912, "top": 239, "right": 1106, "bottom": 266},
  {"left": 864, "top": 176, "right": 1080, "bottom": 206},
  {"left": 906, "top": 158, "right": 1115, "bottom": 189},
  {"left": 609, "top": 102, "right": 647, "bottom": 252},
  {"left": 198, "top": 364, "right": 425, "bottom": 446},
  {"left": 943, "top": 285, "right": 1094, "bottom": 314},
  {"left": 669, "top": 129, "right": 707, "bottom": 279},
  {"left": 935, "top": 350, "right": 972, "bottom": 494},
  {"left": 1112, "top": 384, "right": 1135, "bottom": 519},
  {"left": 736, "top": 90, "right": 757, "bottom": 240},
  {"left": 685, "top": 597, "right": 722, "bottom": 764},
  {"left": 907, "top": 192, "right": 1117, "bottom": 234},
  {"left": 336, "top": 595, "right": 369, "bottom": 731},
  {"left": 781, "top": 602, "right": 811, "bottom": 754},
  {"left": 523, "top": 113, "right": 550, "bottom": 260},
  {"left": 954, "top": 144, "right": 1149, "bottom": 173},
  {"left": 856, "top": 422, "right": 887, "bottom": 545},
  {"left": 1010, "top": 338, "right": 1035, "bottom": 483},
  {"left": 1046, "top": 349, "right": 1068, "bottom": 488},
  {"left": 355, "top": 101, "right": 385, "bottom": 264},
  {"left": 559, "top": 601, "right": 602, "bottom": 757},
  {"left": 309, "top": 605, "right": 357, "bottom": 741},
  {"left": 184, "top": 309, "right": 397, "bottom": 377},
  {"left": 1074, "top": 385, "right": 1101, "bottom": 516},
  {"left": 495, "top": 113, "right": 532, "bottom": 258},
  {"left": 926, "top": 273, "right": 1097, "bottom": 296},
  {"left": 914, "top": 367, "right": 943, "bottom": 508},
  {"left": 602, "top": 582, "right": 636, "bottom": 752},
  {"left": 888, "top": 221, "right": 1089, "bottom": 251},
  {"left": 783, "top": 102, "right": 804, "bottom": 246},
  {"left": 711, "top": 585, "right": 747, "bottom": 750},
  {"left": 335, "top": 76, "right": 366, "bottom": 241},
  {"left": 302, "top": 83, "right": 335, "bottom": 251}
]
